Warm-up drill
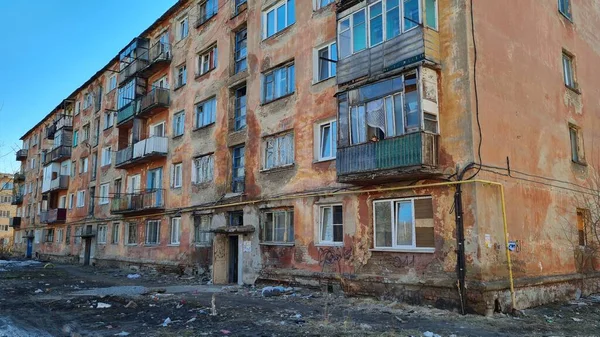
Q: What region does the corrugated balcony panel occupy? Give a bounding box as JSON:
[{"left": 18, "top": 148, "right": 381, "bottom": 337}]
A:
[
  {"left": 337, "top": 132, "right": 438, "bottom": 183},
  {"left": 111, "top": 189, "right": 165, "bottom": 215},
  {"left": 16, "top": 149, "right": 28, "bottom": 161},
  {"left": 139, "top": 88, "right": 169, "bottom": 117},
  {"left": 117, "top": 102, "right": 137, "bottom": 126},
  {"left": 337, "top": 26, "right": 439, "bottom": 85},
  {"left": 115, "top": 146, "right": 133, "bottom": 168}
]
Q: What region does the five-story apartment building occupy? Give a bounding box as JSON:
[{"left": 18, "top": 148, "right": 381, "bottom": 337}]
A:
[{"left": 13, "top": 0, "right": 600, "bottom": 314}]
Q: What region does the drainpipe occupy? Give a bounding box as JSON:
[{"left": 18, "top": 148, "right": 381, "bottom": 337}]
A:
[{"left": 454, "top": 182, "right": 467, "bottom": 314}]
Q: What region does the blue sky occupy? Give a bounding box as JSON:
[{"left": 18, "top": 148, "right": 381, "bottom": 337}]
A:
[{"left": 0, "top": 0, "right": 176, "bottom": 174}]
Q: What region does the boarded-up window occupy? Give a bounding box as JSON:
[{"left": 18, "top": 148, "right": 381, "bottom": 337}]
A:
[{"left": 373, "top": 197, "right": 434, "bottom": 250}]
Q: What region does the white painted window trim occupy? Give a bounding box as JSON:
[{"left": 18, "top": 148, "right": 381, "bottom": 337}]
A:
[
  {"left": 99, "top": 183, "right": 110, "bottom": 205},
  {"left": 318, "top": 204, "right": 344, "bottom": 245},
  {"left": 170, "top": 217, "right": 181, "bottom": 245},
  {"left": 76, "top": 190, "right": 85, "bottom": 208},
  {"left": 262, "top": 0, "right": 294, "bottom": 40},
  {"left": 315, "top": 119, "right": 337, "bottom": 162},
  {"left": 313, "top": 41, "right": 337, "bottom": 83}
]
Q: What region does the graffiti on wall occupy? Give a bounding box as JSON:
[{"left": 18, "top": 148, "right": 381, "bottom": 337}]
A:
[
  {"left": 392, "top": 255, "right": 415, "bottom": 268},
  {"left": 318, "top": 246, "right": 353, "bottom": 273}
]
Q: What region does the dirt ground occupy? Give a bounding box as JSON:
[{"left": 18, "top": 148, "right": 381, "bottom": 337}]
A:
[{"left": 0, "top": 259, "right": 599, "bottom": 337}]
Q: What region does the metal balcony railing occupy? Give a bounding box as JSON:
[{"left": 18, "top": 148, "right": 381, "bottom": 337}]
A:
[
  {"left": 40, "top": 208, "right": 67, "bottom": 224},
  {"left": 111, "top": 189, "right": 165, "bottom": 214},
  {"left": 117, "top": 101, "right": 138, "bottom": 125},
  {"left": 118, "top": 59, "right": 149, "bottom": 85},
  {"left": 149, "top": 42, "right": 171, "bottom": 64},
  {"left": 44, "top": 146, "right": 71, "bottom": 165},
  {"left": 55, "top": 115, "right": 73, "bottom": 131},
  {"left": 139, "top": 88, "right": 169, "bottom": 115},
  {"left": 46, "top": 124, "right": 56, "bottom": 139},
  {"left": 336, "top": 132, "right": 438, "bottom": 182},
  {"left": 14, "top": 170, "right": 25, "bottom": 182}
]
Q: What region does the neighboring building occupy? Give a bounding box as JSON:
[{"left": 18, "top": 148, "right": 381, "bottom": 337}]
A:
[
  {"left": 13, "top": 0, "right": 600, "bottom": 313},
  {"left": 0, "top": 174, "right": 16, "bottom": 248}
]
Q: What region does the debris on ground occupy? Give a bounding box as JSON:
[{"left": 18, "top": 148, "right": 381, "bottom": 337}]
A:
[
  {"left": 220, "top": 329, "right": 231, "bottom": 335},
  {"left": 34, "top": 289, "right": 43, "bottom": 294},
  {"left": 423, "top": 331, "right": 442, "bottom": 337},
  {"left": 124, "top": 301, "right": 137, "bottom": 308},
  {"left": 572, "top": 317, "right": 583, "bottom": 322},
  {"left": 126, "top": 273, "right": 141, "bottom": 279},
  {"left": 185, "top": 317, "right": 197, "bottom": 324},
  {"left": 161, "top": 317, "right": 172, "bottom": 327},
  {"left": 97, "top": 302, "right": 111, "bottom": 309},
  {"left": 113, "top": 332, "right": 130, "bottom": 336},
  {"left": 261, "top": 286, "right": 294, "bottom": 297}
]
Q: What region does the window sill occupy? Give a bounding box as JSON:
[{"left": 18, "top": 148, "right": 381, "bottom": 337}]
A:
[
  {"left": 171, "top": 186, "right": 182, "bottom": 190},
  {"left": 312, "top": 76, "right": 335, "bottom": 86},
  {"left": 97, "top": 242, "right": 106, "bottom": 245},
  {"left": 261, "top": 92, "right": 295, "bottom": 107},
  {"left": 195, "top": 68, "right": 216, "bottom": 80},
  {"left": 260, "top": 242, "right": 295, "bottom": 247},
  {"left": 193, "top": 123, "right": 215, "bottom": 132},
  {"left": 315, "top": 243, "right": 344, "bottom": 247},
  {"left": 369, "top": 248, "right": 435, "bottom": 254},
  {"left": 262, "top": 24, "right": 295, "bottom": 43},
  {"left": 195, "top": 243, "right": 212, "bottom": 248},
  {"left": 174, "top": 84, "right": 186, "bottom": 91},
  {"left": 125, "top": 244, "right": 137, "bottom": 246},
  {"left": 260, "top": 163, "right": 295, "bottom": 173},
  {"left": 172, "top": 134, "right": 184, "bottom": 140},
  {"left": 230, "top": 7, "right": 247, "bottom": 20},
  {"left": 566, "top": 84, "right": 581, "bottom": 95},
  {"left": 314, "top": 157, "right": 335, "bottom": 164},
  {"left": 167, "top": 244, "right": 180, "bottom": 247},
  {"left": 559, "top": 10, "right": 573, "bottom": 23},
  {"left": 572, "top": 159, "right": 588, "bottom": 166},
  {"left": 195, "top": 14, "right": 217, "bottom": 29},
  {"left": 98, "top": 203, "right": 109, "bottom": 206},
  {"left": 144, "top": 244, "right": 159, "bottom": 247}
]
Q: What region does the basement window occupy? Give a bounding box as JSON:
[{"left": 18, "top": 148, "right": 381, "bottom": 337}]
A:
[{"left": 373, "top": 197, "right": 434, "bottom": 251}]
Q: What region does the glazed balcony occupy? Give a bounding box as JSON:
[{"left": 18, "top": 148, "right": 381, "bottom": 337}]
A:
[
  {"left": 115, "top": 136, "right": 168, "bottom": 169},
  {"left": 336, "top": 26, "right": 440, "bottom": 86},
  {"left": 43, "top": 146, "right": 71, "bottom": 165},
  {"left": 336, "top": 132, "right": 439, "bottom": 183},
  {"left": 117, "top": 101, "right": 138, "bottom": 126},
  {"left": 138, "top": 41, "right": 171, "bottom": 78},
  {"left": 138, "top": 88, "right": 170, "bottom": 118},
  {"left": 16, "top": 149, "right": 28, "bottom": 161},
  {"left": 39, "top": 208, "right": 67, "bottom": 224},
  {"left": 9, "top": 217, "right": 21, "bottom": 229},
  {"left": 44, "top": 175, "right": 69, "bottom": 193},
  {"left": 111, "top": 189, "right": 165, "bottom": 215},
  {"left": 11, "top": 193, "right": 23, "bottom": 205}
]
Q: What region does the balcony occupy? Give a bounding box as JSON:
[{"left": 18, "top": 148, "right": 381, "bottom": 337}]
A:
[
  {"left": 9, "top": 217, "right": 21, "bottom": 229},
  {"left": 48, "top": 175, "right": 69, "bottom": 193},
  {"left": 138, "top": 42, "right": 171, "bottom": 78},
  {"left": 117, "top": 101, "right": 138, "bottom": 126},
  {"left": 11, "top": 193, "right": 23, "bottom": 205},
  {"left": 336, "top": 132, "right": 440, "bottom": 183},
  {"left": 118, "top": 59, "right": 149, "bottom": 85},
  {"left": 111, "top": 189, "right": 165, "bottom": 215},
  {"left": 46, "top": 124, "right": 56, "bottom": 140},
  {"left": 14, "top": 171, "right": 25, "bottom": 182},
  {"left": 115, "top": 136, "right": 168, "bottom": 168},
  {"left": 43, "top": 146, "right": 71, "bottom": 165},
  {"left": 40, "top": 208, "right": 67, "bottom": 224},
  {"left": 336, "top": 26, "right": 440, "bottom": 85},
  {"left": 16, "top": 149, "right": 28, "bottom": 161},
  {"left": 138, "top": 88, "right": 169, "bottom": 118},
  {"left": 54, "top": 115, "right": 73, "bottom": 131}
]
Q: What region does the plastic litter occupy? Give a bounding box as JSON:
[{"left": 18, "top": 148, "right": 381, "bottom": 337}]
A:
[
  {"left": 572, "top": 317, "right": 583, "bottom": 322},
  {"left": 261, "top": 286, "right": 294, "bottom": 297},
  {"left": 34, "top": 289, "right": 43, "bottom": 294},
  {"left": 220, "top": 330, "right": 231, "bottom": 335},
  {"left": 97, "top": 302, "right": 112, "bottom": 309},
  {"left": 127, "top": 274, "right": 141, "bottom": 279},
  {"left": 114, "top": 332, "right": 130, "bottom": 336},
  {"left": 161, "top": 317, "right": 172, "bottom": 327}
]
